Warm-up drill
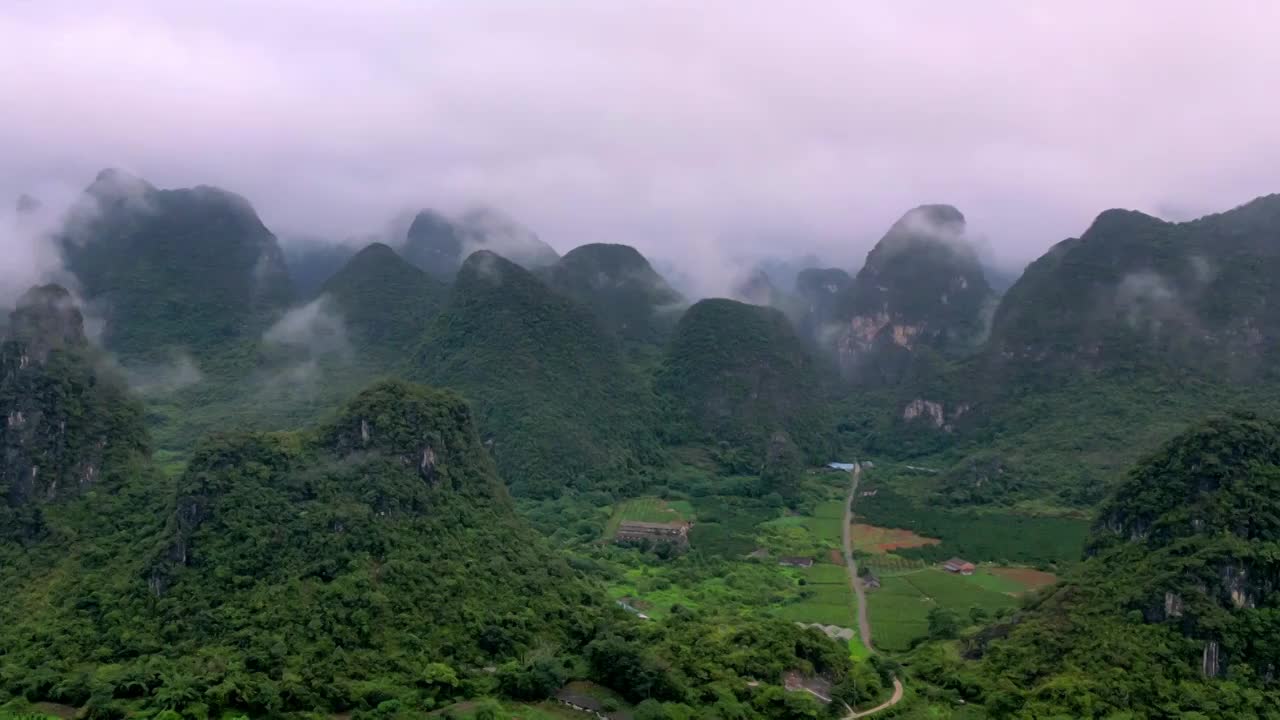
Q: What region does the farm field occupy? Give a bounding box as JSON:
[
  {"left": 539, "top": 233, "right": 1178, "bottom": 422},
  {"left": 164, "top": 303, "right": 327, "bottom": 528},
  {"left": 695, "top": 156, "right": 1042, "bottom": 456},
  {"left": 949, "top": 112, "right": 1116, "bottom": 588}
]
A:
[
  {"left": 851, "top": 523, "right": 940, "bottom": 553},
  {"left": 604, "top": 497, "right": 693, "bottom": 538},
  {"left": 854, "top": 485, "right": 1090, "bottom": 566},
  {"left": 988, "top": 566, "right": 1058, "bottom": 592},
  {"left": 867, "top": 569, "right": 1019, "bottom": 651}
]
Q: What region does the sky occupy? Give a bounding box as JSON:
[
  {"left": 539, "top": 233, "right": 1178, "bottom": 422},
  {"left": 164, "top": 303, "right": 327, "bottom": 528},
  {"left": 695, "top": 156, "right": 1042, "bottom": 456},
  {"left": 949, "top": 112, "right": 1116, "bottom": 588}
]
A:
[{"left": 3, "top": 1, "right": 1280, "bottom": 288}]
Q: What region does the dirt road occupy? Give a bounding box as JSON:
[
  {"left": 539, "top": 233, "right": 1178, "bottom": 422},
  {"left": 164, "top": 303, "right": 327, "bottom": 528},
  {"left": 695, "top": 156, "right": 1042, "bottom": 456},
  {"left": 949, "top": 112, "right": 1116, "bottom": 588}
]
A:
[{"left": 841, "top": 462, "right": 905, "bottom": 718}]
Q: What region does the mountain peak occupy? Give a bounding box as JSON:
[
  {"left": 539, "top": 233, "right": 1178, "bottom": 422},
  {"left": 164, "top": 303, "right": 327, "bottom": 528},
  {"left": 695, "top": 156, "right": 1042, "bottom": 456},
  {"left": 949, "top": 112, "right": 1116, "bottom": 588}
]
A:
[
  {"left": 86, "top": 167, "right": 156, "bottom": 201},
  {"left": 544, "top": 243, "right": 685, "bottom": 344},
  {"left": 830, "top": 204, "right": 993, "bottom": 383},
  {"left": 403, "top": 209, "right": 558, "bottom": 280},
  {"left": 7, "top": 284, "right": 87, "bottom": 361},
  {"left": 1080, "top": 208, "right": 1167, "bottom": 240}
]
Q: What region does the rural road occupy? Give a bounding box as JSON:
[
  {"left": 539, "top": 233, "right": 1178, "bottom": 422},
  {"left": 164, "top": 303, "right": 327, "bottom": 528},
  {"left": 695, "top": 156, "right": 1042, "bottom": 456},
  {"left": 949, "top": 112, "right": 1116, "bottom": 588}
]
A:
[{"left": 841, "top": 462, "right": 906, "bottom": 718}]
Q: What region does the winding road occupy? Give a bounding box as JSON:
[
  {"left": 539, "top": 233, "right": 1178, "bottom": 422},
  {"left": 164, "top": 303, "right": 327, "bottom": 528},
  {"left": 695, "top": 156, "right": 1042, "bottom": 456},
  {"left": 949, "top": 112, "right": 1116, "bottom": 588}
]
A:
[{"left": 841, "top": 463, "right": 905, "bottom": 718}]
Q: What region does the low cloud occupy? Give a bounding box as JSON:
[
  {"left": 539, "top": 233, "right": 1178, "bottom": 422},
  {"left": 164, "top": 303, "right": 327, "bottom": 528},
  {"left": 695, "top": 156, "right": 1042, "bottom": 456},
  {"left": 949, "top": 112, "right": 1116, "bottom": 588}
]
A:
[
  {"left": 262, "top": 295, "right": 352, "bottom": 361},
  {"left": 116, "top": 351, "right": 204, "bottom": 395},
  {"left": 3, "top": 3, "right": 1280, "bottom": 301}
]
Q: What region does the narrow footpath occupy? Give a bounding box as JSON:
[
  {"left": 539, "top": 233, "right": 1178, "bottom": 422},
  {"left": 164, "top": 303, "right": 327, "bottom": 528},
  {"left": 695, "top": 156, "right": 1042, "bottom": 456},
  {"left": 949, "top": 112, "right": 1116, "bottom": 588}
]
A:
[{"left": 841, "top": 463, "right": 905, "bottom": 718}]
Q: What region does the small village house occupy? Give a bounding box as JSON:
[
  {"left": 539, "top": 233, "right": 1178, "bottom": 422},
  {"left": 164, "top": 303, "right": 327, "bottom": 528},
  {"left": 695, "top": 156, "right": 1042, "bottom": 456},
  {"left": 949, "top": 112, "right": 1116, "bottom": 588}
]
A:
[
  {"left": 943, "top": 557, "right": 976, "bottom": 575},
  {"left": 778, "top": 556, "right": 814, "bottom": 568}
]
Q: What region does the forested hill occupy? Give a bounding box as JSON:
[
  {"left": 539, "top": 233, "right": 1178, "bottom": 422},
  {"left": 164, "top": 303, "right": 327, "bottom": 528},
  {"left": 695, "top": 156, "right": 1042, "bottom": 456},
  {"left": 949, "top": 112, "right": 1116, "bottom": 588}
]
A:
[
  {"left": 415, "top": 250, "right": 661, "bottom": 497},
  {"left": 859, "top": 194, "right": 1280, "bottom": 509},
  {"left": 60, "top": 169, "right": 294, "bottom": 363},
  {"left": 0, "top": 375, "right": 605, "bottom": 717},
  {"left": 541, "top": 242, "right": 686, "bottom": 347},
  {"left": 986, "top": 195, "right": 1280, "bottom": 381},
  {"left": 0, "top": 284, "right": 149, "bottom": 541},
  {"left": 658, "top": 298, "right": 832, "bottom": 466},
  {"left": 319, "top": 242, "right": 447, "bottom": 353},
  {"left": 938, "top": 414, "right": 1280, "bottom": 717}
]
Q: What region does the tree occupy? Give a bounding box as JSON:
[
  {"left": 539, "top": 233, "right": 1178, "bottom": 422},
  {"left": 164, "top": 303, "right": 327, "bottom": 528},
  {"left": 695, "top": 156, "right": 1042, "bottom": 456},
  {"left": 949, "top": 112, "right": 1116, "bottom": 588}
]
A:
[
  {"left": 927, "top": 607, "right": 961, "bottom": 640},
  {"left": 968, "top": 606, "right": 990, "bottom": 625}
]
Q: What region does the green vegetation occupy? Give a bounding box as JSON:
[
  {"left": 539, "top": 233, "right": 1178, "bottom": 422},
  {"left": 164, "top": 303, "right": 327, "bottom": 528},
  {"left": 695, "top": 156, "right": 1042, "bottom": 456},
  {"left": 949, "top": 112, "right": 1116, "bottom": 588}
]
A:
[
  {"left": 541, "top": 243, "right": 686, "bottom": 348},
  {"left": 901, "top": 414, "right": 1280, "bottom": 717},
  {"left": 415, "top": 251, "right": 661, "bottom": 498},
  {"left": 320, "top": 242, "right": 447, "bottom": 354},
  {"left": 1, "top": 379, "right": 603, "bottom": 717},
  {"left": 604, "top": 497, "right": 691, "bottom": 538},
  {"left": 853, "top": 482, "right": 1088, "bottom": 567},
  {"left": 866, "top": 571, "right": 1017, "bottom": 652},
  {"left": 0, "top": 285, "right": 151, "bottom": 541},
  {"left": 658, "top": 299, "right": 833, "bottom": 466},
  {"left": 60, "top": 169, "right": 294, "bottom": 363}
]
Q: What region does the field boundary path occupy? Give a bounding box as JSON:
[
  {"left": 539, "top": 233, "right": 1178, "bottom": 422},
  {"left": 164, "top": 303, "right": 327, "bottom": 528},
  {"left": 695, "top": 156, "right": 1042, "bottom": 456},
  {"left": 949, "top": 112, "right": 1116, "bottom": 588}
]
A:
[{"left": 842, "top": 463, "right": 905, "bottom": 719}]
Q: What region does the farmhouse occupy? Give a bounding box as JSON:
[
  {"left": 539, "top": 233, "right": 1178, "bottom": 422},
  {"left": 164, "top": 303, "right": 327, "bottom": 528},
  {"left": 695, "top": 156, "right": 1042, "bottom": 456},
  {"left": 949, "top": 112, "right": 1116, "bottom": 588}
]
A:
[
  {"left": 614, "top": 520, "right": 690, "bottom": 547},
  {"left": 778, "top": 556, "right": 814, "bottom": 568},
  {"left": 943, "top": 557, "right": 976, "bottom": 575},
  {"left": 861, "top": 570, "right": 881, "bottom": 590}
]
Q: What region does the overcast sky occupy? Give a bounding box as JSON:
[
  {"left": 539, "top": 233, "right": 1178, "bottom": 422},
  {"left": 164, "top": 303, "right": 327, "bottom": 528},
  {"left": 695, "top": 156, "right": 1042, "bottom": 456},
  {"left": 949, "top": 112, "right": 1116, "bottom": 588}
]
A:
[{"left": 3, "top": 1, "right": 1280, "bottom": 280}]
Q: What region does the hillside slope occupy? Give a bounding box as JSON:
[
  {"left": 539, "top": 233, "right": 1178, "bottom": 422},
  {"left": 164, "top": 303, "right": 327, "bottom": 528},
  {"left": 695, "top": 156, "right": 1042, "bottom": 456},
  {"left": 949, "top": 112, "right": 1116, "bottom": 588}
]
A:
[
  {"left": 658, "top": 298, "right": 832, "bottom": 464},
  {"left": 319, "top": 242, "right": 446, "bottom": 355},
  {"left": 542, "top": 243, "right": 685, "bottom": 347},
  {"left": 0, "top": 284, "right": 149, "bottom": 540},
  {"left": 956, "top": 415, "right": 1280, "bottom": 717},
  {"left": 416, "top": 251, "right": 660, "bottom": 497},
  {"left": 60, "top": 169, "right": 294, "bottom": 362},
  {"left": 1, "top": 376, "right": 603, "bottom": 717}
]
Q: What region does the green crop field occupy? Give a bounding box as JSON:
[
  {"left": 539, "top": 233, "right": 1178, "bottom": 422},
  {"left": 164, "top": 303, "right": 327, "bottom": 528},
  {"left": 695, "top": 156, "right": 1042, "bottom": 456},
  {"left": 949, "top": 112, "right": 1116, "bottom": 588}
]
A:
[
  {"left": 802, "top": 563, "right": 850, "bottom": 584},
  {"left": 772, "top": 582, "right": 856, "bottom": 626},
  {"left": 803, "top": 499, "right": 847, "bottom": 542},
  {"left": 854, "top": 485, "right": 1089, "bottom": 567},
  {"left": 604, "top": 497, "right": 691, "bottom": 537},
  {"left": 867, "top": 569, "right": 1018, "bottom": 651},
  {"left": 961, "top": 570, "right": 1028, "bottom": 594}
]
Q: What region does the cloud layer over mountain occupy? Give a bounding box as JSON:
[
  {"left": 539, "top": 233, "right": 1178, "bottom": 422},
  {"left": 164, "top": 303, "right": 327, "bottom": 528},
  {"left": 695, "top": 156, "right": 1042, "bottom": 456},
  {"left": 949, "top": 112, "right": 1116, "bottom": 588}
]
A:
[{"left": 3, "top": 1, "right": 1279, "bottom": 289}]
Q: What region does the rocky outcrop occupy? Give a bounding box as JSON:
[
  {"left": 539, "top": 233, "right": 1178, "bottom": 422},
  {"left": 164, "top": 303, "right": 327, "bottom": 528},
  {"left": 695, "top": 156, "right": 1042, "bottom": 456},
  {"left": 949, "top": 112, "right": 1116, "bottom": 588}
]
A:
[{"left": 832, "top": 205, "right": 995, "bottom": 385}]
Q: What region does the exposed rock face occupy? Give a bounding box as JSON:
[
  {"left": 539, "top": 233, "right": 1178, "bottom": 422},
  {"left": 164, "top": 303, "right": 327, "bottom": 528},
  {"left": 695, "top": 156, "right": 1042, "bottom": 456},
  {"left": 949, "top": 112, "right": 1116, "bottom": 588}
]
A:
[
  {"left": 901, "top": 398, "right": 971, "bottom": 432},
  {"left": 832, "top": 205, "right": 995, "bottom": 384},
  {"left": 902, "top": 398, "right": 945, "bottom": 428}
]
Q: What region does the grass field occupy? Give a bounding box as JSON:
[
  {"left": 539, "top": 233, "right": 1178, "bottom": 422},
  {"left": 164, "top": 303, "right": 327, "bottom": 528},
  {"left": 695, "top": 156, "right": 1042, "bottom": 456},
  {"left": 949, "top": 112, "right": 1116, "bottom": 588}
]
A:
[
  {"left": 604, "top": 497, "right": 692, "bottom": 538},
  {"left": 803, "top": 500, "right": 847, "bottom": 542},
  {"left": 867, "top": 569, "right": 1019, "bottom": 651}
]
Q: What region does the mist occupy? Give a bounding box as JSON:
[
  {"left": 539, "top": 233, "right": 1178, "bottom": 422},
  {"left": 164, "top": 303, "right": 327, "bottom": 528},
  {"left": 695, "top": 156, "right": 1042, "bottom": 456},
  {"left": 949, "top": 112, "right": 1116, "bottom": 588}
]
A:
[{"left": 3, "top": 2, "right": 1280, "bottom": 301}]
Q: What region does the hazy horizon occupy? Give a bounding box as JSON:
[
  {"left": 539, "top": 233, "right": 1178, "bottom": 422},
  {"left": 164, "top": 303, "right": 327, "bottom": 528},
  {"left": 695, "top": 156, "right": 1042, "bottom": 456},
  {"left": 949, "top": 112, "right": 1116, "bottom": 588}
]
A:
[{"left": 4, "top": 2, "right": 1280, "bottom": 295}]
